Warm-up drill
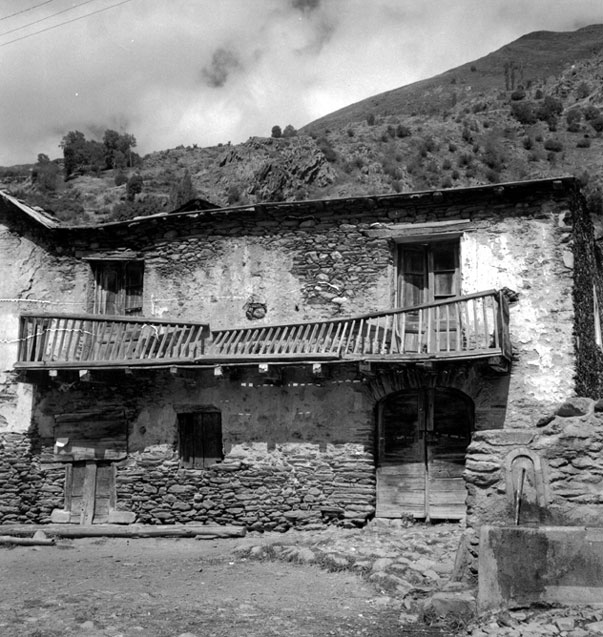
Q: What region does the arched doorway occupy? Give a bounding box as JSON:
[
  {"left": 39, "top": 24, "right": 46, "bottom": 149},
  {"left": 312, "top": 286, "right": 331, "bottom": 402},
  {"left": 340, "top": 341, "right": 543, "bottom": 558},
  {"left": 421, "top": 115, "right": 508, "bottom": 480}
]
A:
[{"left": 376, "top": 387, "right": 474, "bottom": 520}]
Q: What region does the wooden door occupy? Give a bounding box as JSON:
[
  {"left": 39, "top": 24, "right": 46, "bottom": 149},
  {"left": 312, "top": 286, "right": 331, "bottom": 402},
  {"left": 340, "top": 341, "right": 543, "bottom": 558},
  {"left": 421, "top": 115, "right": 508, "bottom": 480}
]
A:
[
  {"left": 376, "top": 388, "right": 472, "bottom": 520},
  {"left": 66, "top": 461, "right": 116, "bottom": 524},
  {"left": 426, "top": 389, "right": 473, "bottom": 519}
]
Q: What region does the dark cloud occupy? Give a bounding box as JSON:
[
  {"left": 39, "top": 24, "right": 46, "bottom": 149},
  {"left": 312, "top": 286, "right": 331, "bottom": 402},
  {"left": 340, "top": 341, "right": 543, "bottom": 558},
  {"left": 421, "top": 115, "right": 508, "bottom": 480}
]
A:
[
  {"left": 201, "top": 48, "right": 242, "bottom": 88},
  {"left": 292, "top": 0, "right": 320, "bottom": 13}
]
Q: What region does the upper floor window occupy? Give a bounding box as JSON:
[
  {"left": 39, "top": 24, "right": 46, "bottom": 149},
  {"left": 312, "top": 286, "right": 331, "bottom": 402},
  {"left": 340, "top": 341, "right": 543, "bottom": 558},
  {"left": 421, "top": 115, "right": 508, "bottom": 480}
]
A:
[
  {"left": 91, "top": 260, "right": 144, "bottom": 315},
  {"left": 397, "top": 240, "right": 460, "bottom": 307}
]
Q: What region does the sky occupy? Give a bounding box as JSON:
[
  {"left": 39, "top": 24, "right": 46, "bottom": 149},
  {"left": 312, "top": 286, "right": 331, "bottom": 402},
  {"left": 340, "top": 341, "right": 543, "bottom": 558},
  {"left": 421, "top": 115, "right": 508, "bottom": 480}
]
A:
[{"left": 0, "top": 0, "right": 601, "bottom": 166}]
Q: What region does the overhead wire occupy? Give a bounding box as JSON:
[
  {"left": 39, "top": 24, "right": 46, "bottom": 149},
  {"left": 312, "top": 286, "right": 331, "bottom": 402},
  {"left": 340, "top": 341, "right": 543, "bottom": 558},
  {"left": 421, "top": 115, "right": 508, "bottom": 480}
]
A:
[
  {"left": 0, "top": 0, "right": 135, "bottom": 47},
  {"left": 0, "top": 0, "right": 102, "bottom": 37},
  {"left": 0, "top": 0, "right": 58, "bottom": 22}
]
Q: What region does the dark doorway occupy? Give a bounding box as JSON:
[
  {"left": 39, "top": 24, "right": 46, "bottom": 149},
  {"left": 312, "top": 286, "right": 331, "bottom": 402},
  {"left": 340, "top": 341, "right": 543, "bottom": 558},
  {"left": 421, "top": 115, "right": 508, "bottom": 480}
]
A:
[{"left": 376, "top": 387, "right": 473, "bottom": 520}]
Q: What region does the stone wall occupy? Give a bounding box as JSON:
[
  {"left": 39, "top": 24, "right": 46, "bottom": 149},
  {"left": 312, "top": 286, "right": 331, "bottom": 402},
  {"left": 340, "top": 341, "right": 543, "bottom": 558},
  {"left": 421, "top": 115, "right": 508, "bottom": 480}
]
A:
[
  {"left": 0, "top": 432, "right": 63, "bottom": 524},
  {"left": 115, "top": 442, "right": 375, "bottom": 529},
  {"left": 463, "top": 396, "right": 603, "bottom": 573}
]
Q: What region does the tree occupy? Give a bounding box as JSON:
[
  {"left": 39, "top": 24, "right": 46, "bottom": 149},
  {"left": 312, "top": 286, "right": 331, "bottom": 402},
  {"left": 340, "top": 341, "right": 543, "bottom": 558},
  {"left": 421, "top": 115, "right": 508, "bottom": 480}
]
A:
[
  {"left": 126, "top": 173, "right": 143, "bottom": 201},
  {"left": 103, "top": 129, "right": 137, "bottom": 169},
  {"left": 271, "top": 125, "right": 282, "bottom": 138},
  {"left": 31, "top": 154, "right": 60, "bottom": 191},
  {"left": 282, "top": 124, "right": 297, "bottom": 138},
  {"left": 60, "top": 130, "right": 88, "bottom": 178}
]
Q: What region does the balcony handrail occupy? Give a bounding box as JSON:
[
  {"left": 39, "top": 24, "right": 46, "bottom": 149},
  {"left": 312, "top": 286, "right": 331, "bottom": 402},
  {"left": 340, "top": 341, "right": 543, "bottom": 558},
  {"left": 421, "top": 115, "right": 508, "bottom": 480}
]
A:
[
  {"left": 17, "top": 311, "right": 210, "bottom": 329},
  {"left": 209, "top": 290, "right": 511, "bottom": 362},
  {"left": 210, "top": 289, "right": 502, "bottom": 334}
]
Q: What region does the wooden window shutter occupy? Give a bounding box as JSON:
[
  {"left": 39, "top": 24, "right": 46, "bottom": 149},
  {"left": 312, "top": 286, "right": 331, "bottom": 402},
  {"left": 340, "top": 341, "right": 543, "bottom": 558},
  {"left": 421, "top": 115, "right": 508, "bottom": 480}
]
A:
[{"left": 178, "top": 412, "right": 223, "bottom": 469}]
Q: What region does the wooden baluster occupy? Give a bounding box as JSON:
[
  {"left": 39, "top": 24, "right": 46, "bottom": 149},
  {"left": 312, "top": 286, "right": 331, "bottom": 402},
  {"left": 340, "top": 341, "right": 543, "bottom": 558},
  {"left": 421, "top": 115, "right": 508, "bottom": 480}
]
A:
[
  {"left": 343, "top": 319, "right": 355, "bottom": 355},
  {"left": 472, "top": 298, "right": 480, "bottom": 351},
  {"left": 455, "top": 302, "right": 461, "bottom": 352},
  {"left": 418, "top": 308, "right": 424, "bottom": 354},
  {"left": 482, "top": 297, "right": 490, "bottom": 348},
  {"left": 353, "top": 318, "right": 365, "bottom": 354}
]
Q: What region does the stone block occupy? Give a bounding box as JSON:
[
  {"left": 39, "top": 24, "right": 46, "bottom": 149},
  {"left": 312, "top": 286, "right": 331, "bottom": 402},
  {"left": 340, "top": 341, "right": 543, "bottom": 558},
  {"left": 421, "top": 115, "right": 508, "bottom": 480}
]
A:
[
  {"left": 420, "top": 591, "right": 476, "bottom": 626},
  {"left": 555, "top": 398, "right": 593, "bottom": 417},
  {"left": 108, "top": 509, "right": 137, "bottom": 525},
  {"left": 478, "top": 526, "right": 603, "bottom": 612},
  {"left": 49, "top": 508, "right": 71, "bottom": 524}
]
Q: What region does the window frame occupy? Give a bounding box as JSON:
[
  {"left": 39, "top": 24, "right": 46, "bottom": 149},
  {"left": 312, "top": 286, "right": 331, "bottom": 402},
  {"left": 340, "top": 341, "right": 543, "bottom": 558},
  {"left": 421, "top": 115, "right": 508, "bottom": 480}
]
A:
[{"left": 90, "top": 259, "right": 144, "bottom": 316}]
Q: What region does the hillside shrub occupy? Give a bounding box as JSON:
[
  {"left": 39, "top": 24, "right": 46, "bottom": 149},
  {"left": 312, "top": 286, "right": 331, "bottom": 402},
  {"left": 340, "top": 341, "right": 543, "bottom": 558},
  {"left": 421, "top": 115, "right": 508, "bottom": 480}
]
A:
[
  {"left": 271, "top": 125, "right": 282, "bottom": 138},
  {"left": 590, "top": 116, "right": 603, "bottom": 133},
  {"left": 577, "top": 137, "right": 592, "bottom": 148},
  {"left": 317, "top": 137, "right": 337, "bottom": 162},
  {"left": 522, "top": 136, "right": 534, "bottom": 150},
  {"left": 544, "top": 138, "right": 563, "bottom": 152},
  {"left": 576, "top": 82, "right": 590, "bottom": 99},
  {"left": 510, "top": 89, "right": 526, "bottom": 101},
  {"left": 282, "top": 124, "right": 297, "bottom": 138},
  {"left": 396, "top": 124, "right": 411, "bottom": 138},
  {"left": 534, "top": 89, "right": 544, "bottom": 99},
  {"left": 366, "top": 113, "right": 376, "bottom": 126},
  {"left": 347, "top": 128, "right": 354, "bottom": 137},
  {"left": 566, "top": 108, "right": 582, "bottom": 132},
  {"left": 448, "top": 142, "right": 457, "bottom": 153},
  {"left": 583, "top": 105, "right": 600, "bottom": 121},
  {"left": 114, "top": 170, "right": 128, "bottom": 186},
  {"left": 126, "top": 173, "right": 143, "bottom": 201},
  {"left": 442, "top": 158, "right": 452, "bottom": 170},
  {"left": 511, "top": 101, "right": 537, "bottom": 125}
]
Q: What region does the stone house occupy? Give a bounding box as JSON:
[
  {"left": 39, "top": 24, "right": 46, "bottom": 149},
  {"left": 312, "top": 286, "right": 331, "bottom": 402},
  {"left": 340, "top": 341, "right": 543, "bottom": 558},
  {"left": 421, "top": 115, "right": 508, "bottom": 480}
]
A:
[{"left": 0, "top": 177, "right": 600, "bottom": 531}]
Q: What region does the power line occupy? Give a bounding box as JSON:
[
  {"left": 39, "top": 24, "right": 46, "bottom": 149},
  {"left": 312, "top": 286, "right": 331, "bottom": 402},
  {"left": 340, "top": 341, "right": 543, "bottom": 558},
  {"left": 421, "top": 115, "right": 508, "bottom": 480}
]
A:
[
  {"left": 0, "top": 0, "right": 101, "bottom": 37},
  {"left": 0, "top": 0, "right": 135, "bottom": 47},
  {"left": 0, "top": 0, "right": 58, "bottom": 22}
]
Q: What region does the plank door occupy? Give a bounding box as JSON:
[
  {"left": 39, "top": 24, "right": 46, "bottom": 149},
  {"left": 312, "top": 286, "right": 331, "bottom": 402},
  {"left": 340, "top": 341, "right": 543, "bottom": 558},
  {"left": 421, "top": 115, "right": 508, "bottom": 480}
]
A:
[
  {"left": 376, "top": 388, "right": 473, "bottom": 520},
  {"left": 376, "top": 391, "right": 427, "bottom": 518},
  {"left": 66, "top": 461, "right": 116, "bottom": 524},
  {"left": 426, "top": 389, "right": 473, "bottom": 520}
]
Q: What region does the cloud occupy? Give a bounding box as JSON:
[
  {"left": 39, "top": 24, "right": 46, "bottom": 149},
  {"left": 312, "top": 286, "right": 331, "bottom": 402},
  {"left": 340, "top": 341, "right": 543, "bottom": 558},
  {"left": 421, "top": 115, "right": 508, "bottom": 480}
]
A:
[
  {"left": 0, "top": 0, "right": 602, "bottom": 166},
  {"left": 201, "top": 47, "right": 242, "bottom": 88},
  {"left": 291, "top": 0, "right": 321, "bottom": 12}
]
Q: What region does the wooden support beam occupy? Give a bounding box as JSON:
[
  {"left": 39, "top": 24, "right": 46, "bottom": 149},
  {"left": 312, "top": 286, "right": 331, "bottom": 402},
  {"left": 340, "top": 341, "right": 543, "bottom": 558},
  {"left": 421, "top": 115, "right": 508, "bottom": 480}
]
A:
[
  {"left": 0, "top": 524, "right": 246, "bottom": 539},
  {"left": 0, "top": 535, "right": 55, "bottom": 546}
]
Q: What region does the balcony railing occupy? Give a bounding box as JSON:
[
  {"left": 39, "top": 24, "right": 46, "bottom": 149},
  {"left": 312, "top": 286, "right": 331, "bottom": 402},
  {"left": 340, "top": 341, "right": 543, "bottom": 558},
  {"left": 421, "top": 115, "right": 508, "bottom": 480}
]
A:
[
  {"left": 15, "top": 313, "right": 209, "bottom": 369},
  {"left": 15, "top": 291, "right": 510, "bottom": 369},
  {"left": 208, "top": 290, "right": 511, "bottom": 363}
]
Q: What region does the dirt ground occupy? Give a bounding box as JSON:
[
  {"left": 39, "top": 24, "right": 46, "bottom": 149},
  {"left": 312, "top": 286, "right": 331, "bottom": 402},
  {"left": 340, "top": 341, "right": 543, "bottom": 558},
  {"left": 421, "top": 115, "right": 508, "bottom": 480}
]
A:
[{"left": 0, "top": 534, "right": 418, "bottom": 637}]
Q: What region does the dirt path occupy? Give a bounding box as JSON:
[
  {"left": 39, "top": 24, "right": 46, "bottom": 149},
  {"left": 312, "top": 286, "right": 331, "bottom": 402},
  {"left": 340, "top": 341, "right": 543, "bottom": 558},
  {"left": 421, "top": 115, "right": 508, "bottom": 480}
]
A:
[{"left": 0, "top": 536, "right": 405, "bottom": 637}]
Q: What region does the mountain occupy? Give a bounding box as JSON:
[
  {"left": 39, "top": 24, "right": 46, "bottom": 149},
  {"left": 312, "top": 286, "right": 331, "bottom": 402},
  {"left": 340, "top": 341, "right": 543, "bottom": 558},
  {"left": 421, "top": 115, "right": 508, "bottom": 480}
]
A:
[{"left": 2, "top": 24, "right": 603, "bottom": 224}]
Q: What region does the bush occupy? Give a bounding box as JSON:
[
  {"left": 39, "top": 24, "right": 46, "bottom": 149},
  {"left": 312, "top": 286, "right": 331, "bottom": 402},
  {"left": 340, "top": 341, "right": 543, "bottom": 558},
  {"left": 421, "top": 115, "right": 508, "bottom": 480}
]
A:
[
  {"left": 576, "top": 82, "right": 590, "bottom": 99},
  {"left": 114, "top": 170, "right": 128, "bottom": 186},
  {"left": 366, "top": 113, "right": 375, "bottom": 126},
  {"left": 442, "top": 158, "right": 452, "bottom": 170},
  {"left": 347, "top": 128, "right": 355, "bottom": 137},
  {"left": 584, "top": 105, "right": 600, "bottom": 121},
  {"left": 282, "top": 124, "right": 297, "bottom": 138},
  {"left": 590, "top": 116, "right": 603, "bottom": 133},
  {"left": 396, "top": 124, "right": 411, "bottom": 138},
  {"left": 126, "top": 173, "right": 143, "bottom": 201},
  {"left": 577, "top": 137, "right": 592, "bottom": 148},
  {"left": 544, "top": 138, "right": 563, "bottom": 152},
  {"left": 510, "top": 89, "right": 526, "bottom": 101},
  {"left": 448, "top": 142, "right": 457, "bottom": 153},
  {"left": 271, "top": 125, "right": 282, "bottom": 138},
  {"left": 511, "top": 101, "right": 537, "bottom": 124},
  {"left": 317, "top": 137, "right": 337, "bottom": 162},
  {"left": 522, "top": 136, "right": 534, "bottom": 150}
]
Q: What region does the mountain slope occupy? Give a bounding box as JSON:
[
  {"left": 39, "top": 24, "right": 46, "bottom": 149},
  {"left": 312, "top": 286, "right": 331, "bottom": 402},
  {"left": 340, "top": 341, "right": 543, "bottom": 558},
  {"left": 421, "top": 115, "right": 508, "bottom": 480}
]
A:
[{"left": 2, "top": 24, "right": 603, "bottom": 224}]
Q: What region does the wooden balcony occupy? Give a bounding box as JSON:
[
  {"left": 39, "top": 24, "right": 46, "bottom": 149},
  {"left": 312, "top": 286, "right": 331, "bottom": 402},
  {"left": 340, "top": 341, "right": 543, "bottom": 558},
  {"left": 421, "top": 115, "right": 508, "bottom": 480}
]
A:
[
  {"left": 208, "top": 290, "right": 511, "bottom": 364},
  {"left": 15, "top": 291, "right": 511, "bottom": 370},
  {"left": 15, "top": 313, "right": 209, "bottom": 369}
]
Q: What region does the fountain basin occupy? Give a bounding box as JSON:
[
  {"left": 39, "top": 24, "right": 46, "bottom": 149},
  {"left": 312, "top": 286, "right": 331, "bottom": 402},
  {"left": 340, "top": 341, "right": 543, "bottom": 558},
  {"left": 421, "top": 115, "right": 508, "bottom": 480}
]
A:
[{"left": 478, "top": 525, "right": 603, "bottom": 612}]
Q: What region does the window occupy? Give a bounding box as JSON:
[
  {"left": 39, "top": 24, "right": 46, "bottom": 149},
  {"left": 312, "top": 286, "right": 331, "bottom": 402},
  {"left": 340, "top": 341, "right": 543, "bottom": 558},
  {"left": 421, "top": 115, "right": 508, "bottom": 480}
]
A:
[
  {"left": 91, "top": 260, "right": 144, "bottom": 315},
  {"left": 397, "top": 240, "right": 460, "bottom": 307},
  {"left": 178, "top": 411, "right": 223, "bottom": 469}
]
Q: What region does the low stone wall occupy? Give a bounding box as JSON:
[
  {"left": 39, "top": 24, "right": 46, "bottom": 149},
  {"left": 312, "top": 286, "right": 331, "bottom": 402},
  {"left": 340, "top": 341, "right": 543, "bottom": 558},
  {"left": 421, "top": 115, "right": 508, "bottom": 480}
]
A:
[
  {"left": 116, "top": 442, "right": 376, "bottom": 530},
  {"left": 0, "top": 432, "right": 63, "bottom": 524},
  {"left": 463, "top": 396, "right": 603, "bottom": 574}
]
